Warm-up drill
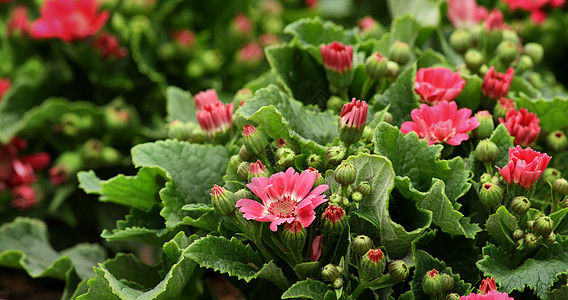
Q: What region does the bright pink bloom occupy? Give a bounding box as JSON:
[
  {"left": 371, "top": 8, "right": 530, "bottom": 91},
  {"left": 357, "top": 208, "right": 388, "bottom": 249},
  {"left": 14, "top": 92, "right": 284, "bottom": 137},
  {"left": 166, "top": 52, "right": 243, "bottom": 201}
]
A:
[
  {"left": 171, "top": 29, "right": 195, "bottom": 49},
  {"left": 93, "top": 33, "right": 127, "bottom": 59},
  {"left": 236, "top": 42, "right": 264, "bottom": 65},
  {"left": 497, "top": 146, "right": 551, "bottom": 189},
  {"left": 0, "top": 78, "right": 11, "bottom": 100},
  {"left": 485, "top": 9, "right": 507, "bottom": 31},
  {"left": 30, "top": 0, "right": 109, "bottom": 42},
  {"left": 447, "top": 0, "right": 489, "bottom": 28},
  {"left": 235, "top": 168, "right": 329, "bottom": 231},
  {"left": 482, "top": 67, "right": 514, "bottom": 100},
  {"left": 479, "top": 277, "right": 497, "bottom": 294},
  {"left": 320, "top": 41, "right": 354, "bottom": 73},
  {"left": 232, "top": 13, "right": 253, "bottom": 36},
  {"left": 11, "top": 185, "right": 36, "bottom": 210},
  {"left": 502, "top": 0, "right": 565, "bottom": 24},
  {"left": 8, "top": 6, "right": 30, "bottom": 36},
  {"left": 401, "top": 101, "right": 479, "bottom": 146},
  {"left": 414, "top": 67, "right": 466, "bottom": 105},
  {"left": 358, "top": 16, "right": 378, "bottom": 32},
  {"left": 194, "top": 89, "right": 221, "bottom": 111},
  {"left": 311, "top": 235, "right": 323, "bottom": 261},
  {"left": 460, "top": 291, "right": 514, "bottom": 300},
  {"left": 340, "top": 98, "right": 368, "bottom": 130},
  {"left": 496, "top": 97, "right": 516, "bottom": 114},
  {"left": 499, "top": 108, "right": 540, "bottom": 146},
  {"left": 196, "top": 102, "right": 233, "bottom": 138}
]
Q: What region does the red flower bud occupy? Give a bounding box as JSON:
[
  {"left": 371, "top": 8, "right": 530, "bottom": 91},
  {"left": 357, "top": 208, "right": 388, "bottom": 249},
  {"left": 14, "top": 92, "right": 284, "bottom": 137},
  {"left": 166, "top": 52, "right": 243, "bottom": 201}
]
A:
[
  {"left": 499, "top": 108, "right": 540, "bottom": 147},
  {"left": 482, "top": 67, "right": 514, "bottom": 100},
  {"left": 320, "top": 41, "right": 353, "bottom": 73}
]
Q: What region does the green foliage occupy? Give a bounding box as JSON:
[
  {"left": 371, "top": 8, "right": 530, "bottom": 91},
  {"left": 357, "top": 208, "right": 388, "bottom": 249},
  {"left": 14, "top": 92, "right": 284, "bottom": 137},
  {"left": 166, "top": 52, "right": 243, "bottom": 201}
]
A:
[
  {"left": 485, "top": 206, "right": 518, "bottom": 253},
  {"left": 516, "top": 95, "right": 568, "bottom": 132},
  {"left": 372, "top": 64, "right": 419, "bottom": 126},
  {"left": 284, "top": 17, "right": 358, "bottom": 49},
  {"left": 165, "top": 86, "right": 197, "bottom": 123},
  {"left": 387, "top": 0, "right": 441, "bottom": 28},
  {"left": 281, "top": 278, "right": 331, "bottom": 299}
]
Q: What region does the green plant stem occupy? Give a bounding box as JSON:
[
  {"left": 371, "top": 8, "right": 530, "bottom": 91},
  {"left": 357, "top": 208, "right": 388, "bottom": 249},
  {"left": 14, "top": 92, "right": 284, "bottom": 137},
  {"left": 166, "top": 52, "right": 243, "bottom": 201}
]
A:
[{"left": 360, "top": 78, "right": 375, "bottom": 100}]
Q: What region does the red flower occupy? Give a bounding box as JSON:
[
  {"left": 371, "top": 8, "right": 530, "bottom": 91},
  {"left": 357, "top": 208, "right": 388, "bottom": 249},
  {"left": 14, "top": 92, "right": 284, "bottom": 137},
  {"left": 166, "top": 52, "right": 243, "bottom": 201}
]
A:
[
  {"left": 322, "top": 204, "right": 345, "bottom": 225},
  {"left": 320, "top": 41, "right": 353, "bottom": 73},
  {"left": 196, "top": 102, "right": 233, "bottom": 138},
  {"left": 485, "top": 9, "right": 507, "bottom": 31},
  {"left": 236, "top": 42, "right": 264, "bottom": 65},
  {"left": 499, "top": 108, "right": 540, "bottom": 146},
  {"left": 236, "top": 168, "right": 329, "bottom": 231},
  {"left": 171, "top": 29, "right": 195, "bottom": 49},
  {"left": 502, "top": 0, "right": 565, "bottom": 24},
  {"left": 0, "top": 77, "right": 11, "bottom": 100},
  {"left": 358, "top": 16, "right": 378, "bottom": 32},
  {"left": 366, "top": 249, "right": 384, "bottom": 263},
  {"left": 232, "top": 13, "right": 253, "bottom": 36},
  {"left": 482, "top": 67, "right": 514, "bottom": 100},
  {"left": 414, "top": 67, "right": 466, "bottom": 105},
  {"left": 497, "top": 146, "right": 551, "bottom": 189},
  {"left": 447, "top": 0, "right": 489, "bottom": 28},
  {"left": 460, "top": 291, "right": 514, "bottom": 300},
  {"left": 30, "top": 0, "right": 109, "bottom": 42},
  {"left": 8, "top": 6, "right": 30, "bottom": 36},
  {"left": 11, "top": 185, "right": 37, "bottom": 210},
  {"left": 194, "top": 89, "right": 220, "bottom": 111},
  {"left": 479, "top": 277, "right": 497, "bottom": 294},
  {"left": 340, "top": 98, "right": 368, "bottom": 130},
  {"left": 401, "top": 101, "right": 480, "bottom": 146},
  {"left": 93, "top": 33, "right": 127, "bottom": 59},
  {"left": 310, "top": 235, "right": 323, "bottom": 261}
]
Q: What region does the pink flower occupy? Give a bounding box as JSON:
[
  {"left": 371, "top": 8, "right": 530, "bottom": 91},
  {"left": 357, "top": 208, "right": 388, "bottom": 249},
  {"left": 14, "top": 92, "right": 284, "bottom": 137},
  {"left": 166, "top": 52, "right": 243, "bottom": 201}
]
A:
[
  {"left": 171, "top": 29, "right": 195, "bottom": 49},
  {"left": 340, "top": 98, "right": 368, "bottom": 130},
  {"left": 495, "top": 97, "right": 516, "bottom": 115},
  {"left": 235, "top": 168, "right": 329, "bottom": 231},
  {"left": 232, "top": 13, "right": 253, "bottom": 36},
  {"left": 358, "top": 16, "right": 378, "bottom": 32},
  {"left": 320, "top": 41, "right": 353, "bottom": 73},
  {"left": 236, "top": 42, "right": 264, "bottom": 65},
  {"left": 482, "top": 67, "right": 514, "bottom": 100},
  {"left": 460, "top": 291, "right": 514, "bottom": 300},
  {"left": 502, "top": 0, "right": 565, "bottom": 24},
  {"left": 305, "top": 0, "right": 318, "bottom": 7},
  {"left": 0, "top": 77, "right": 11, "bottom": 100},
  {"left": 414, "top": 67, "right": 466, "bottom": 105},
  {"left": 499, "top": 108, "right": 540, "bottom": 146},
  {"left": 447, "top": 0, "right": 489, "bottom": 28},
  {"left": 92, "top": 33, "right": 127, "bottom": 59},
  {"left": 8, "top": 6, "right": 30, "bottom": 36},
  {"left": 30, "top": 0, "right": 109, "bottom": 42},
  {"left": 49, "top": 165, "right": 69, "bottom": 185},
  {"left": 249, "top": 160, "right": 267, "bottom": 178},
  {"left": 311, "top": 235, "right": 323, "bottom": 261},
  {"left": 401, "top": 101, "right": 480, "bottom": 146},
  {"left": 497, "top": 146, "right": 551, "bottom": 189},
  {"left": 485, "top": 9, "right": 507, "bottom": 31},
  {"left": 196, "top": 102, "right": 233, "bottom": 138},
  {"left": 11, "top": 185, "right": 37, "bottom": 210},
  {"left": 194, "top": 89, "right": 220, "bottom": 111}
]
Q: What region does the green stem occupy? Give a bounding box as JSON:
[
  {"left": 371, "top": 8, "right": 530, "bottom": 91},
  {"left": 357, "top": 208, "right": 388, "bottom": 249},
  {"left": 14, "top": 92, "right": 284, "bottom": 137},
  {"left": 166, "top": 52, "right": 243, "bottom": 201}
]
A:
[
  {"left": 360, "top": 78, "right": 375, "bottom": 100},
  {"left": 483, "top": 162, "right": 493, "bottom": 175},
  {"left": 351, "top": 282, "right": 367, "bottom": 299}
]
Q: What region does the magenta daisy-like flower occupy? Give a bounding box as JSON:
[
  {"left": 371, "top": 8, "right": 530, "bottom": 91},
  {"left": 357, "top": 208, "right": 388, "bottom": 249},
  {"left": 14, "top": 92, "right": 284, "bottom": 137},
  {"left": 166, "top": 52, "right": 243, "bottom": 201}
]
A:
[{"left": 235, "top": 167, "right": 329, "bottom": 231}]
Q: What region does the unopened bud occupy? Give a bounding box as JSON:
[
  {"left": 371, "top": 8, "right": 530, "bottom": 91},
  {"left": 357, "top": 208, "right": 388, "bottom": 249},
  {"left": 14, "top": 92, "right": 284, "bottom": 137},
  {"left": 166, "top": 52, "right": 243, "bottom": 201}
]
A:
[
  {"left": 511, "top": 196, "right": 531, "bottom": 215},
  {"left": 388, "top": 260, "right": 409, "bottom": 282},
  {"left": 547, "top": 131, "right": 568, "bottom": 152},
  {"left": 525, "top": 220, "right": 535, "bottom": 231},
  {"left": 465, "top": 49, "right": 484, "bottom": 72},
  {"left": 322, "top": 204, "right": 347, "bottom": 235},
  {"left": 533, "top": 216, "right": 554, "bottom": 237},
  {"left": 389, "top": 41, "right": 411, "bottom": 65},
  {"left": 511, "top": 228, "right": 524, "bottom": 241},
  {"left": 449, "top": 29, "right": 472, "bottom": 54},
  {"left": 275, "top": 147, "right": 295, "bottom": 168},
  {"left": 480, "top": 173, "right": 496, "bottom": 184},
  {"left": 335, "top": 161, "right": 356, "bottom": 186},
  {"left": 352, "top": 235, "right": 372, "bottom": 256},
  {"left": 237, "top": 162, "right": 250, "bottom": 180},
  {"left": 321, "top": 264, "right": 342, "bottom": 282},
  {"left": 362, "top": 126, "right": 374, "bottom": 143},
  {"left": 239, "top": 144, "right": 255, "bottom": 161},
  {"left": 351, "top": 191, "right": 363, "bottom": 202},
  {"left": 386, "top": 61, "right": 400, "bottom": 80},
  {"left": 211, "top": 185, "right": 237, "bottom": 216},
  {"left": 524, "top": 232, "right": 539, "bottom": 249},
  {"left": 544, "top": 232, "right": 556, "bottom": 246},
  {"left": 516, "top": 55, "right": 533, "bottom": 72},
  {"left": 441, "top": 273, "right": 454, "bottom": 292},
  {"left": 553, "top": 179, "right": 568, "bottom": 196},
  {"left": 306, "top": 154, "right": 324, "bottom": 170},
  {"left": 446, "top": 293, "right": 461, "bottom": 300},
  {"left": 496, "top": 41, "right": 518, "bottom": 65},
  {"left": 326, "top": 146, "right": 345, "bottom": 165},
  {"left": 332, "top": 277, "right": 344, "bottom": 289},
  {"left": 476, "top": 139, "right": 499, "bottom": 163},
  {"left": 543, "top": 168, "right": 562, "bottom": 186},
  {"left": 248, "top": 160, "right": 268, "bottom": 180},
  {"left": 365, "top": 53, "right": 388, "bottom": 79},
  {"left": 523, "top": 43, "right": 543, "bottom": 64},
  {"left": 474, "top": 111, "right": 495, "bottom": 139},
  {"left": 243, "top": 125, "right": 269, "bottom": 155},
  {"left": 356, "top": 181, "right": 372, "bottom": 196},
  {"left": 234, "top": 188, "right": 253, "bottom": 201},
  {"left": 479, "top": 181, "right": 503, "bottom": 208},
  {"left": 281, "top": 220, "right": 306, "bottom": 253},
  {"left": 422, "top": 269, "right": 444, "bottom": 297},
  {"left": 361, "top": 249, "right": 386, "bottom": 280}
]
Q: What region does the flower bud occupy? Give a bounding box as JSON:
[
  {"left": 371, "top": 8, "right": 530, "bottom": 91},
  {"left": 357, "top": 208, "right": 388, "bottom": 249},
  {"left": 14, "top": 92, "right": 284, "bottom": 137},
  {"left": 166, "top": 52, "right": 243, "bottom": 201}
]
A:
[
  {"left": 362, "top": 126, "right": 374, "bottom": 143},
  {"left": 361, "top": 249, "right": 386, "bottom": 280},
  {"left": 326, "top": 146, "right": 345, "bottom": 165},
  {"left": 474, "top": 111, "right": 495, "bottom": 139},
  {"left": 235, "top": 188, "right": 253, "bottom": 201},
  {"left": 523, "top": 232, "right": 539, "bottom": 249},
  {"left": 321, "top": 264, "right": 342, "bottom": 282},
  {"left": 510, "top": 196, "right": 531, "bottom": 215},
  {"left": 547, "top": 131, "right": 568, "bottom": 152},
  {"left": 386, "top": 61, "right": 400, "bottom": 80},
  {"left": 351, "top": 191, "right": 363, "bottom": 202},
  {"left": 479, "top": 277, "right": 497, "bottom": 294},
  {"left": 332, "top": 277, "right": 344, "bottom": 289},
  {"left": 446, "top": 293, "right": 460, "bottom": 300},
  {"left": 322, "top": 204, "right": 347, "bottom": 235},
  {"left": 356, "top": 181, "right": 372, "bottom": 196},
  {"left": 275, "top": 138, "right": 301, "bottom": 153},
  {"left": 306, "top": 154, "right": 324, "bottom": 170},
  {"left": 382, "top": 111, "right": 393, "bottom": 124},
  {"left": 105, "top": 106, "right": 131, "bottom": 131},
  {"left": 388, "top": 260, "right": 409, "bottom": 282},
  {"left": 496, "top": 41, "right": 518, "bottom": 65},
  {"left": 476, "top": 139, "right": 499, "bottom": 163},
  {"left": 243, "top": 125, "right": 269, "bottom": 155},
  {"left": 562, "top": 197, "right": 568, "bottom": 209},
  {"left": 544, "top": 232, "right": 556, "bottom": 246},
  {"left": 479, "top": 181, "right": 503, "bottom": 208},
  {"left": 365, "top": 53, "right": 388, "bottom": 79},
  {"left": 239, "top": 144, "right": 255, "bottom": 161},
  {"left": 465, "top": 49, "right": 484, "bottom": 72},
  {"left": 275, "top": 147, "right": 295, "bottom": 168},
  {"left": 237, "top": 161, "right": 250, "bottom": 180},
  {"left": 480, "top": 173, "right": 497, "bottom": 184},
  {"left": 422, "top": 269, "right": 444, "bottom": 297},
  {"left": 449, "top": 29, "right": 472, "bottom": 54},
  {"left": 553, "top": 179, "right": 568, "bottom": 196},
  {"left": 493, "top": 97, "right": 516, "bottom": 120},
  {"left": 523, "top": 43, "right": 543, "bottom": 64},
  {"left": 229, "top": 155, "right": 243, "bottom": 170},
  {"left": 516, "top": 55, "right": 533, "bottom": 72},
  {"left": 533, "top": 216, "right": 553, "bottom": 237},
  {"left": 281, "top": 220, "right": 306, "bottom": 253},
  {"left": 306, "top": 167, "right": 325, "bottom": 187},
  {"left": 525, "top": 220, "right": 535, "bottom": 231},
  {"left": 168, "top": 120, "right": 191, "bottom": 140},
  {"left": 329, "top": 193, "right": 346, "bottom": 206},
  {"left": 335, "top": 161, "right": 356, "bottom": 186},
  {"left": 502, "top": 29, "right": 520, "bottom": 45},
  {"left": 340, "top": 98, "right": 368, "bottom": 145},
  {"left": 327, "top": 96, "right": 347, "bottom": 113},
  {"left": 11, "top": 185, "right": 37, "bottom": 210},
  {"left": 543, "top": 168, "right": 562, "bottom": 186},
  {"left": 321, "top": 41, "right": 354, "bottom": 89},
  {"left": 248, "top": 160, "right": 268, "bottom": 180},
  {"left": 511, "top": 228, "right": 524, "bottom": 241},
  {"left": 389, "top": 41, "right": 411, "bottom": 65},
  {"left": 352, "top": 235, "right": 372, "bottom": 256},
  {"left": 211, "top": 185, "right": 237, "bottom": 216},
  {"left": 441, "top": 273, "right": 454, "bottom": 292}
]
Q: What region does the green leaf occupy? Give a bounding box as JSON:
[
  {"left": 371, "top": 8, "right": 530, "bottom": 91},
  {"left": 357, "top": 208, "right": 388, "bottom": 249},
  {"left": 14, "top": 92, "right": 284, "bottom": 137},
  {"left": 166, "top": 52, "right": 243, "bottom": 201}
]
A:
[
  {"left": 515, "top": 95, "right": 568, "bottom": 132},
  {"left": 0, "top": 218, "right": 105, "bottom": 281},
  {"left": 257, "top": 260, "right": 291, "bottom": 291},
  {"left": 489, "top": 124, "right": 515, "bottom": 169},
  {"left": 477, "top": 241, "right": 568, "bottom": 299},
  {"left": 485, "top": 206, "right": 518, "bottom": 252},
  {"left": 284, "top": 17, "right": 358, "bottom": 49},
  {"left": 165, "top": 86, "right": 197, "bottom": 123},
  {"left": 129, "top": 16, "right": 166, "bottom": 89},
  {"left": 455, "top": 74, "right": 482, "bottom": 111},
  {"left": 236, "top": 85, "right": 337, "bottom": 153},
  {"left": 281, "top": 278, "right": 331, "bottom": 299},
  {"left": 184, "top": 235, "right": 264, "bottom": 282},
  {"left": 509, "top": 77, "right": 540, "bottom": 99},
  {"left": 550, "top": 286, "right": 568, "bottom": 300},
  {"left": 132, "top": 140, "right": 230, "bottom": 204},
  {"left": 77, "top": 171, "right": 103, "bottom": 194},
  {"left": 388, "top": 0, "right": 441, "bottom": 28},
  {"left": 416, "top": 49, "right": 447, "bottom": 69},
  {"left": 389, "top": 15, "right": 422, "bottom": 47},
  {"left": 265, "top": 44, "right": 330, "bottom": 105},
  {"left": 372, "top": 64, "right": 419, "bottom": 126}
]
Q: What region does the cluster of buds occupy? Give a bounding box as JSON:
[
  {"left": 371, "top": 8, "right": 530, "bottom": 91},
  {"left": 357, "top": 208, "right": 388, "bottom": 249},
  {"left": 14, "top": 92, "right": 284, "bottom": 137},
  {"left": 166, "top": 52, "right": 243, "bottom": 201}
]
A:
[{"left": 513, "top": 214, "right": 556, "bottom": 248}]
